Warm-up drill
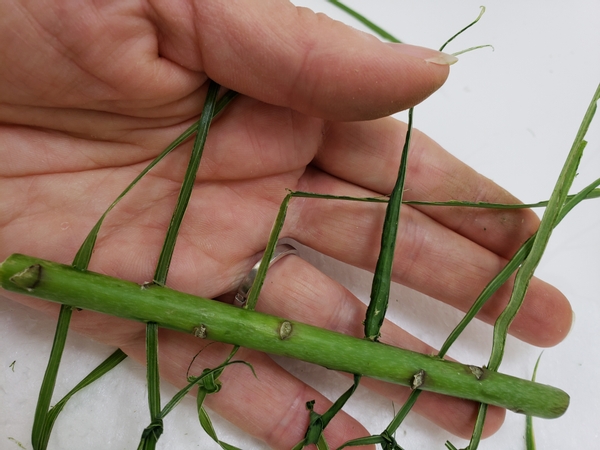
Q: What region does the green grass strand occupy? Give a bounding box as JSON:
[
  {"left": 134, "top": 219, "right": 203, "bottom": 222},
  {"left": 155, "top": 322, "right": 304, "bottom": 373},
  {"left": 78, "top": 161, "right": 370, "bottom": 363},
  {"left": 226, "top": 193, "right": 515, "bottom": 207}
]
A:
[
  {"left": 460, "top": 83, "right": 599, "bottom": 450},
  {"left": 364, "top": 108, "right": 413, "bottom": 341},
  {"left": 327, "top": 0, "right": 401, "bottom": 43}
]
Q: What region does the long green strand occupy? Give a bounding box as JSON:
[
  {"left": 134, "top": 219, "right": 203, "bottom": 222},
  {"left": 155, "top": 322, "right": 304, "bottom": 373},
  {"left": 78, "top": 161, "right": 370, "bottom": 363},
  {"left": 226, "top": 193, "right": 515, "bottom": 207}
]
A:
[
  {"left": 453, "top": 83, "right": 600, "bottom": 450},
  {"left": 30, "top": 305, "right": 72, "bottom": 450},
  {"left": 327, "top": 0, "right": 402, "bottom": 43},
  {"left": 526, "top": 354, "right": 543, "bottom": 450}
]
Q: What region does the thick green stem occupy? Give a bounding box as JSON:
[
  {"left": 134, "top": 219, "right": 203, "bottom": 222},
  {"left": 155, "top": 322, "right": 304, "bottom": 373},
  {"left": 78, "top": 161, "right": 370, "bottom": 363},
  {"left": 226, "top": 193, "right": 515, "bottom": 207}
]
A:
[{"left": 1, "top": 254, "right": 569, "bottom": 419}]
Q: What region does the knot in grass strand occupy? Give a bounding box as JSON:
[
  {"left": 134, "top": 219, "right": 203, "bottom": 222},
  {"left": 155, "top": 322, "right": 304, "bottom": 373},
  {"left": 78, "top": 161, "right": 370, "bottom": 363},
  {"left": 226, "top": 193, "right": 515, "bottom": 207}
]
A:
[
  {"left": 303, "top": 400, "right": 325, "bottom": 445},
  {"left": 140, "top": 417, "right": 164, "bottom": 441},
  {"left": 198, "top": 368, "right": 222, "bottom": 394}
]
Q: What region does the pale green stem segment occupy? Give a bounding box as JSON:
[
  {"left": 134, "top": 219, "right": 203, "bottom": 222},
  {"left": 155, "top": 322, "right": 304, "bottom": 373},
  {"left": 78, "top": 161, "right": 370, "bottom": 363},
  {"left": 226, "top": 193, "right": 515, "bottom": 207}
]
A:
[
  {"left": 455, "top": 83, "right": 600, "bottom": 450},
  {"left": 364, "top": 108, "right": 413, "bottom": 341},
  {"left": 0, "top": 254, "right": 570, "bottom": 419}
]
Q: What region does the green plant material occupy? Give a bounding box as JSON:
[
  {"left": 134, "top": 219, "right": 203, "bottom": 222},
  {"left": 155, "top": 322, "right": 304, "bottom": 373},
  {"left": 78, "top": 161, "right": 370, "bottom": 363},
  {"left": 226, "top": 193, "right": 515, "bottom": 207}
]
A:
[
  {"left": 245, "top": 192, "right": 293, "bottom": 311},
  {"left": 451, "top": 44, "right": 494, "bottom": 58},
  {"left": 364, "top": 108, "right": 414, "bottom": 341},
  {"left": 197, "top": 407, "right": 241, "bottom": 450},
  {"left": 338, "top": 431, "right": 405, "bottom": 450},
  {"left": 405, "top": 188, "right": 600, "bottom": 209},
  {"left": 380, "top": 392, "right": 418, "bottom": 447},
  {"left": 153, "top": 80, "right": 221, "bottom": 285},
  {"left": 327, "top": 0, "right": 401, "bottom": 43},
  {"left": 139, "top": 322, "right": 162, "bottom": 450},
  {"left": 305, "top": 83, "right": 414, "bottom": 444},
  {"left": 452, "top": 82, "right": 600, "bottom": 450},
  {"left": 526, "top": 353, "right": 543, "bottom": 450},
  {"left": 0, "top": 254, "right": 571, "bottom": 419},
  {"left": 195, "top": 366, "right": 238, "bottom": 450},
  {"left": 439, "top": 6, "right": 486, "bottom": 52},
  {"left": 288, "top": 188, "right": 600, "bottom": 209},
  {"left": 488, "top": 84, "right": 598, "bottom": 371},
  {"left": 7, "top": 437, "right": 27, "bottom": 450},
  {"left": 292, "top": 375, "right": 362, "bottom": 450}
]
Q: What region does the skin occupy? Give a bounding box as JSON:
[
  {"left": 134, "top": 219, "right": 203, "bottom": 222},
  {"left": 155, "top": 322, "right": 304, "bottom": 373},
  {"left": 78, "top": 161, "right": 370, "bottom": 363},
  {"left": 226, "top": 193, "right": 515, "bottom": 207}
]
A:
[{"left": 0, "top": 0, "right": 573, "bottom": 448}]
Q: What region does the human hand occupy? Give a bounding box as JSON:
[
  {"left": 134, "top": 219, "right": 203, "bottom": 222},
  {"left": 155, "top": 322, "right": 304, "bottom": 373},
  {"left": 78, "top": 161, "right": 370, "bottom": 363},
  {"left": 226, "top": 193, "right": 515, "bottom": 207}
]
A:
[{"left": 0, "top": 0, "right": 572, "bottom": 448}]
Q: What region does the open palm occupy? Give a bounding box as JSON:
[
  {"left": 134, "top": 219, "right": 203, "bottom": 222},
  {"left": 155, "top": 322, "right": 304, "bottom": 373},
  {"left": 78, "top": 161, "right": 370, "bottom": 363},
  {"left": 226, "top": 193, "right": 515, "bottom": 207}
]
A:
[{"left": 0, "top": 1, "right": 572, "bottom": 448}]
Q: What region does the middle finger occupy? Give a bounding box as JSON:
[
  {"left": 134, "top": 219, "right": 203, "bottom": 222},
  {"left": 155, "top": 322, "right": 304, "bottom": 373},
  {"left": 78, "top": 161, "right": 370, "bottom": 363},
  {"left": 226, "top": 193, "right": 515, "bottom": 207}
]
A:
[{"left": 285, "top": 167, "right": 571, "bottom": 347}]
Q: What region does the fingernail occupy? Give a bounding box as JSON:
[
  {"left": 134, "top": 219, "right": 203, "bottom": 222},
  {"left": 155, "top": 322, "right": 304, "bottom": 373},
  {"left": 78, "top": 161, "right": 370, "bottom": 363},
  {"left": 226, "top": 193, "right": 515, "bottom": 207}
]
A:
[
  {"left": 566, "top": 309, "right": 576, "bottom": 338},
  {"left": 389, "top": 43, "right": 458, "bottom": 66},
  {"left": 424, "top": 52, "right": 458, "bottom": 66}
]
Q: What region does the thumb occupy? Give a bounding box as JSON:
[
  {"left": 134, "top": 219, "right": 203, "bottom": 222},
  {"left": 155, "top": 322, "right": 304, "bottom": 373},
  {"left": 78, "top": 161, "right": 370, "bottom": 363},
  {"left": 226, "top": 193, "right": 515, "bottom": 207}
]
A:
[{"left": 152, "top": 0, "right": 455, "bottom": 121}]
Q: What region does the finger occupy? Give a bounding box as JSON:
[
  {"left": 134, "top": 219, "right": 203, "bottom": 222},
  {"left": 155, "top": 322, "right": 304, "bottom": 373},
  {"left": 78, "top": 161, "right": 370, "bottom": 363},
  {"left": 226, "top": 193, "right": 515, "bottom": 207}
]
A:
[
  {"left": 313, "top": 117, "right": 540, "bottom": 259},
  {"left": 256, "top": 254, "right": 505, "bottom": 439},
  {"left": 287, "top": 168, "right": 572, "bottom": 347},
  {"left": 150, "top": 0, "right": 454, "bottom": 121}
]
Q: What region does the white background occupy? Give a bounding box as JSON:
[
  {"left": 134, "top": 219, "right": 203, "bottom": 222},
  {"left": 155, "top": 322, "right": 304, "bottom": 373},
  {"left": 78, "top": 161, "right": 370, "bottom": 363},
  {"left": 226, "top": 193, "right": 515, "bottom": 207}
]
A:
[{"left": 1, "top": 1, "right": 599, "bottom": 449}]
